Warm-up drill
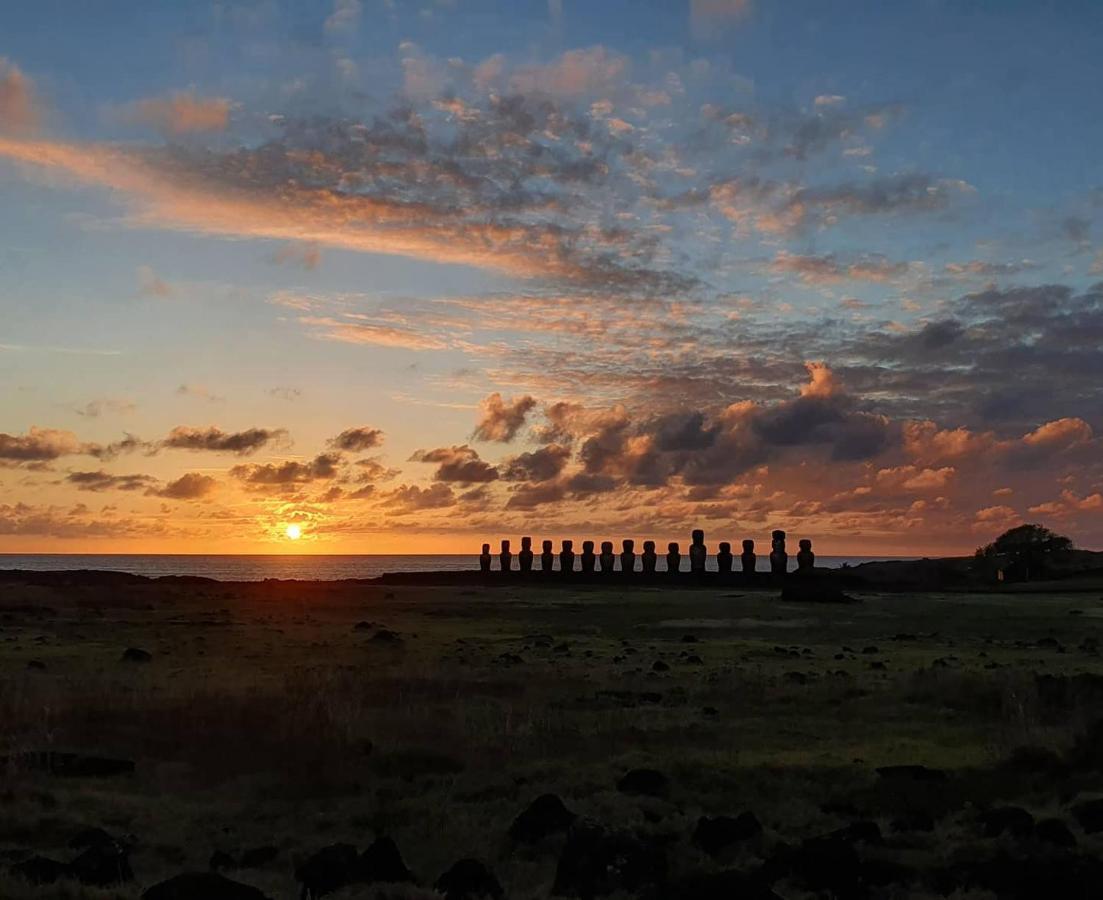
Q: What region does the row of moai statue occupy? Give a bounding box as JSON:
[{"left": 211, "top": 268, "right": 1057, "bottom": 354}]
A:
[{"left": 479, "top": 529, "right": 815, "bottom": 575}]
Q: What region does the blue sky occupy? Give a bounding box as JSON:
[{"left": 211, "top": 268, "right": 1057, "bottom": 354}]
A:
[{"left": 1, "top": 0, "right": 1101, "bottom": 553}]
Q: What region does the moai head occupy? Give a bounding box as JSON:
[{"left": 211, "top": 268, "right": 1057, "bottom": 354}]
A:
[
  {"left": 771, "top": 529, "right": 786, "bottom": 545},
  {"left": 601, "top": 541, "right": 613, "bottom": 554},
  {"left": 623, "top": 539, "right": 635, "bottom": 552},
  {"left": 583, "top": 540, "right": 595, "bottom": 553},
  {"left": 692, "top": 529, "right": 705, "bottom": 546},
  {"left": 542, "top": 540, "right": 553, "bottom": 552},
  {"left": 643, "top": 540, "right": 656, "bottom": 553},
  {"left": 481, "top": 543, "right": 490, "bottom": 555},
  {"left": 743, "top": 539, "right": 755, "bottom": 553},
  {"left": 501, "top": 539, "right": 511, "bottom": 552},
  {"left": 719, "top": 541, "right": 731, "bottom": 554},
  {"left": 668, "top": 542, "right": 680, "bottom": 554},
  {"left": 563, "top": 539, "right": 573, "bottom": 551},
  {"left": 799, "top": 539, "right": 812, "bottom": 552},
  {"left": 521, "top": 536, "right": 532, "bottom": 551}
]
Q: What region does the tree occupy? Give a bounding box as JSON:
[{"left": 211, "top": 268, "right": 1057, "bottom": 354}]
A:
[{"left": 983, "top": 523, "right": 1073, "bottom": 579}]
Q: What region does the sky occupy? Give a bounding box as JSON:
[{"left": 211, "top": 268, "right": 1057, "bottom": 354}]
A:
[{"left": 1, "top": 0, "right": 1102, "bottom": 556}]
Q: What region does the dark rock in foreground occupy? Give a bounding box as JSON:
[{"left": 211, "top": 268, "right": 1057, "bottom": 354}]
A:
[
  {"left": 356, "top": 835, "right": 414, "bottom": 884},
  {"left": 122, "top": 647, "right": 153, "bottom": 663},
  {"left": 0, "top": 750, "right": 135, "bottom": 777},
  {"left": 435, "top": 858, "right": 504, "bottom": 899},
  {"left": 69, "top": 840, "right": 133, "bottom": 886},
  {"left": 509, "top": 793, "right": 577, "bottom": 843},
  {"left": 10, "top": 856, "right": 68, "bottom": 885},
  {"left": 553, "top": 821, "right": 666, "bottom": 898},
  {"left": 295, "top": 843, "right": 358, "bottom": 899},
  {"left": 616, "top": 768, "right": 669, "bottom": 797},
  {"left": 142, "top": 872, "right": 272, "bottom": 900},
  {"left": 692, "top": 812, "right": 763, "bottom": 856}
]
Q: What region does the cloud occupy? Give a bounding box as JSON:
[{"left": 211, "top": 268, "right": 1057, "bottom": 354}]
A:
[
  {"left": 0, "top": 427, "right": 84, "bottom": 461},
  {"left": 66, "top": 470, "right": 157, "bottom": 492},
  {"left": 300, "top": 317, "right": 449, "bottom": 350},
  {"left": 328, "top": 426, "right": 384, "bottom": 452},
  {"left": 162, "top": 425, "right": 286, "bottom": 455},
  {"left": 267, "top": 386, "right": 302, "bottom": 401},
  {"left": 472, "top": 392, "right": 537, "bottom": 442},
  {"left": 123, "top": 91, "right": 231, "bottom": 135},
  {"left": 410, "top": 445, "right": 499, "bottom": 483},
  {"left": 230, "top": 453, "right": 342, "bottom": 486},
  {"left": 74, "top": 398, "right": 137, "bottom": 418},
  {"left": 500, "top": 444, "right": 572, "bottom": 481},
  {"left": 137, "top": 265, "right": 173, "bottom": 297},
  {"left": 154, "top": 472, "right": 219, "bottom": 500},
  {"left": 176, "top": 384, "right": 225, "bottom": 403},
  {"left": 324, "top": 0, "right": 362, "bottom": 34},
  {"left": 379, "top": 482, "right": 456, "bottom": 513},
  {"left": 273, "top": 242, "right": 321, "bottom": 270},
  {"left": 0, "top": 58, "right": 40, "bottom": 135},
  {"left": 690, "top": 0, "right": 752, "bottom": 40}
]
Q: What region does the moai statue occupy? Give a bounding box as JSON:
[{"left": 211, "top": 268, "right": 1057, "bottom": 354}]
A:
[
  {"left": 541, "top": 540, "right": 555, "bottom": 572},
  {"left": 621, "top": 539, "right": 636, "bottom": 574},
  {"left": 581, "top": 540, "right": 597, "bottom": 574},
  {"left": 741, "top": 539, "right": 757, "bottom": 574},
  {"left": 689, "top": 529, "right": 707, "bottom": 575},
  {"left": 500, "top": 539, "right": 513, "bottom": 573},
  {"left": 519, "top": 536, "right": 534, "bottom": 573},
  {"left": 717, "top": 541, "right": 733, "bottom": 575},
  {"left": 560, "top": 539, "right": 575, "bottom": 574},
  {"left": 599, "top": 541, "right": 615, "bottom": 573},
  {"left": 667, "top": 542, "right": 681, "bottom": 574},
  {"left": 479, "top": 543, "right": 492, "bottom": 573},
  {"left": 797, "top": 538, "right": 815, "bottom": 574},
  {"left": 769, "top": 530, "right": 787, "bottom": 576},
  {"left": 642, "top": 540, "right": 658, "bottom": 574}
]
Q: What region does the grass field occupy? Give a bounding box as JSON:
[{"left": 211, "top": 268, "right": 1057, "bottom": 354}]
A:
[{"left": 1, "top": 577, "right": 1102, "bottom": 898}]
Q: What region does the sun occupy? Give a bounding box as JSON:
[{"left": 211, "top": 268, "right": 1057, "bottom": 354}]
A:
[{"left": 284, "top": 523, "right": 302, "bottom": 541}]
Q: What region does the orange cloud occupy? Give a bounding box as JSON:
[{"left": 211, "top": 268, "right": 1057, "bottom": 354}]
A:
[
  {"left": 124, "top": 91, "right": 232, "bottom": 135},
  {"left": 0, "top": 58, "right": 40, "bottom": 135}
]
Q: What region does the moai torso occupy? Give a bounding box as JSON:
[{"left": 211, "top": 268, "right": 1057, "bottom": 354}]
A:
[
  {"left": 741, "top": 539, "right": 756, "bottom": 574},
  {"left": 599, "top": 541, "right": 615, "bottom": 573},
  {"left": 642, "top": 540, "right": 657, "bottom": 574},
  {"left": 689, "top": 529, "right": 707, "bottom": 574},
  {"left": 500, "top": 539, "right": 513, "bottom": 573},
  {"left": 667, "top": 542, "right": 681, "bottom": 574},
  {"left": 540, "top": 540, "right": 555, "bottom": 572},
  {"left": 717, "top": 542, "right": 733, "bottom": 574},
  {"left": 479, "top": 543, "right": 492, "bottom": 573},
  {"left": 769, "top": 530, "right": 787, "bottom": 575},
  {"left": 519, "top": 536, "right": 534, "bottom": 573},
  {"left": 620, "top": 539, "right": 636, "bottom": 574},
  {"left": 559, "top": 540, "right": 575, "bottom": 574},
  {"left": 580, "top": 541, "right": 596, "bottom": 574},
  {"left": 797, "top": 539, "right": 814, "bottom": 574}
]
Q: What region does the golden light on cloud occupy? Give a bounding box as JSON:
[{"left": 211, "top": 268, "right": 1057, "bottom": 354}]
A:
[{"left": 284, "top": 523, "right": 302, "bottom": 541}]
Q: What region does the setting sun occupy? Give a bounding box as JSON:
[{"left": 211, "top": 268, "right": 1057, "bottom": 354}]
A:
[{"left": 285, "top": 524, "right": 302, "bottom": 541}]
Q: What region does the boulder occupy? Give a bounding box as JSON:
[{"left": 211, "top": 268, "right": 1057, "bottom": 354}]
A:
[
  {"left": 294, "top": 843, "right": 358, "bottom": 899},
  {"left": 692, "top": 812, "right": 763, "bottom": 856},
  {"left": 1036, "top": 817, "right": 1077, "bottom": 847},
  {"left": 616, "top": 768, "right": 669, "bottom": 797},
  {"left": 356, "top": 836, "right": 414, "bottom": 884},
  {"left": 509, "top": 793, "right": 577, "bottom": 843},
  {"left": 68, "top": 840, "right": 133, "bottom": 886},
  {"left": 121, "top": 647, "right": 152, "bottom": 663},
  {"left": 1072, "top": 798, "right": 1103, "bottom": 833},
  {"left": 435, "top": 858, "right": 504, "bottom": 900},
  {"left": 10, "top": 855, "right": 68, "bottom": 885},
  {"left": 142, "top": 872, "right": 272, "bottom": 900},
  {"left": 552, "top": 822, "right": 666, "bottom": 898},
  {"left": 979, "top": 806, "right": 1034, "bottom": 838},
  {"left": 239, "top": 846, "right": 279, "bottom": 868}
]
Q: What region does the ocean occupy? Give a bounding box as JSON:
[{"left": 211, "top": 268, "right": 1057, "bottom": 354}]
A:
[{"left": 0, "top": 554, "right": 914, "bottom": 582}]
